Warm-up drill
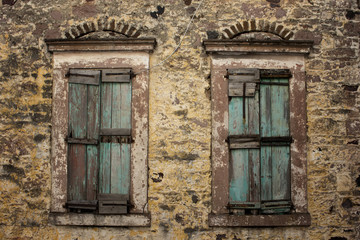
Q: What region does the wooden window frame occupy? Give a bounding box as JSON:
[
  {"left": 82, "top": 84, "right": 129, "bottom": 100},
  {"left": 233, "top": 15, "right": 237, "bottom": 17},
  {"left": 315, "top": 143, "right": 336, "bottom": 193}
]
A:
[
  {"left": 204, "top": 40, "right": 313, "bottom": 227},
  {"left": 46, "top": 39, "right": 156, "bottom": 227}
]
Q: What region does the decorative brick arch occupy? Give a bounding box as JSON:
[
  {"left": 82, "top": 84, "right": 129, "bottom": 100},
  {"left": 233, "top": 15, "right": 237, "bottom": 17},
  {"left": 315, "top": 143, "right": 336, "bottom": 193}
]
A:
[
  {"left": 221, "top": 20, "right": 294, "bottom": 40},
  {"left": 64, "top": 18, "right": 142, "bottom": 39}
]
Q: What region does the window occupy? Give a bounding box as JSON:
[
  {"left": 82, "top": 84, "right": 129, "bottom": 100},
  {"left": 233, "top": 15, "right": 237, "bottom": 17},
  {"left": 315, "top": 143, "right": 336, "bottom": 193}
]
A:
[
  {"left": 66, "top": 69, "right": 132, "bottom": 214},
  {"left": 46, "top": 39, "right": 156, "bottom": 226},
  {"left": 204, "top": 39, "right": 312, "bottom": 227},
  {"left": 228, "top": 68, "right": 292, "bottom": 215}
]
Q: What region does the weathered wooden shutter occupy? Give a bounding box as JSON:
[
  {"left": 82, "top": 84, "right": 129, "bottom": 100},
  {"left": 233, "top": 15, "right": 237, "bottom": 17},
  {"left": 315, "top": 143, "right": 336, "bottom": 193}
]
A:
[
  {"left": 67, "top": 69, "right": 100, "bottom": 211},
  {"left": 228, "top": 69, "right": 261, "bottom": 214},
  {"left": 228, "top": 69, "right": 292, "bottom": 215},
  {"left": 259, "top": 69, "right": 292, "bottom": 214},
  {"left": 98, "top": 69, "right": 132, "bottom": 214}
]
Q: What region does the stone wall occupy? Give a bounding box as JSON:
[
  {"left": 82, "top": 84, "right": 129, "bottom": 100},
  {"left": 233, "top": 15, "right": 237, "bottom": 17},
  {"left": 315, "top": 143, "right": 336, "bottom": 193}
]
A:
[{"left": 0, "top": 0, "right": 359, "bottom": 239}]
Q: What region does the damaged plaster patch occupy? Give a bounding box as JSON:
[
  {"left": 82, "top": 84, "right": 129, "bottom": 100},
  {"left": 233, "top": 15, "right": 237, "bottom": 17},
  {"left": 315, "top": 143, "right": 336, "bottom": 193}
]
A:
[{"left": 150, "top": 6, "right": 165, "bottom": 19}]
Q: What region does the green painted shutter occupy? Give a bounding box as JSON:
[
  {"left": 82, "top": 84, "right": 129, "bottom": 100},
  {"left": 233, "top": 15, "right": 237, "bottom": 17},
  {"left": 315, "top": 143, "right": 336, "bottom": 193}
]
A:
[
  {"left": 99, "top": 69, "right": 132, "bottom": 214},
  {"left": 228, "top": 69, "right": 292, "bottom": 215},
  {"left": 67, "top": 69, "right": 100, "bottom": 211},
  {"left": 228, "top": 69, "right": 261, "bottom": 213},
  {"left": 259, "top": 69, "right": 291, "bottom": 214}
]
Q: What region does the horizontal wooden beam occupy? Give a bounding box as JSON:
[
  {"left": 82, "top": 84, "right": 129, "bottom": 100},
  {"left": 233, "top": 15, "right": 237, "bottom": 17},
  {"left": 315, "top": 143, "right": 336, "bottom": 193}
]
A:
[
  {"left": 46, "top": 39, "right": 157, "bottom": 52},
  {"left": 203, "top": 40, "right": 313, "bottom": 55},
  {"left": 100, "top": 128, "right": 131, "bottom": 136}
]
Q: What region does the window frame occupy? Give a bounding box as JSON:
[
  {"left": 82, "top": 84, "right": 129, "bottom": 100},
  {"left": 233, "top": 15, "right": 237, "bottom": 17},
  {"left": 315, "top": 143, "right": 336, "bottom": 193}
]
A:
[
  {"left": 46, "top": 39, "right": 156, "bottom": 226},
  {"left": 204, "top": 39, "right": 312, "bottom": 227}
]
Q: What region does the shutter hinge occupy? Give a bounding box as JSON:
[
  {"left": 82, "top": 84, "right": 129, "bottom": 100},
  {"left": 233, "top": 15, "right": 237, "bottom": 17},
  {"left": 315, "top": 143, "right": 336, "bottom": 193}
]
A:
[{"left": 130, "top": 70, "right": 136, "bottom": 79}]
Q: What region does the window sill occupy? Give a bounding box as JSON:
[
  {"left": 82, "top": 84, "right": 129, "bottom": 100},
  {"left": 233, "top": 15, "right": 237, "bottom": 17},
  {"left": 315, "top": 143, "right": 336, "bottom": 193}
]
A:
[
  {"left": 209, "top": 213, "right": 311, "bottom": 227},
  {"left": 49, "top": 213, "right": 151, "bottom": 227}
]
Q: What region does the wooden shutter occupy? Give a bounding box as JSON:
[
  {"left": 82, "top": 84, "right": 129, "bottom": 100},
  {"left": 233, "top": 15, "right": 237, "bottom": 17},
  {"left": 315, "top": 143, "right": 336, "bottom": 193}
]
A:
[
  {"left": 67, "top": 69, "right": 100, "bottom": 211},
  {"left": 99, "top": 69, "right": 132, "bottom": 214},
  {"left": 259, "top": 69, "right": 291, "bottom": 214},
  {"left": 228, "top": 69, "right": 261, "bottom": 213}
]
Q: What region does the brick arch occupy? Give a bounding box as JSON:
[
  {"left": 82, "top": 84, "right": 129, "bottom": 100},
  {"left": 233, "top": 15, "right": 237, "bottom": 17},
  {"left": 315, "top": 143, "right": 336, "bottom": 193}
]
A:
[
  {"left": 64, "top": 18, "right": 142, "bottom": 39},
  {"left": 221, "top": 20, "right": 294, "bottom": 40}
]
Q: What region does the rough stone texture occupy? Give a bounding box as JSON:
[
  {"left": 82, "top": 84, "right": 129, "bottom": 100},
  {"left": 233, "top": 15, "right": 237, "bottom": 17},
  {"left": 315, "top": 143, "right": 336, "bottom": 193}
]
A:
[{"left": 0, "top": 0, "right": 359, "bottom": 239}]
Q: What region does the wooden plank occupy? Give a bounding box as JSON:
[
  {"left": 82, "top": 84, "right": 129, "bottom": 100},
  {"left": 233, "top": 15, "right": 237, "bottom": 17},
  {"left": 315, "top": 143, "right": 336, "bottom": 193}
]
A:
[
  {"left": 87, "top": 85, "right": 100, "bottom": 140},
  {"left": 261, "top": 200, "right": 291, "bottom": 214},
  {"left": 119, "top": 82, "right": 131, "bottom": 195},
  {"left": 98, "top": 193, "right": 129, "bottom": 200},
  {"left": 111, "top": 83, "right": 131, "bottom": 195},
  {"left": 69, "top": 69, "right": 100, "bottom": 85},
  {"left": 261, "top": 146, "right": 272, "bottom": 201},
  {"left": 86, "top": 145, "right": 98, "bottom": 200},
  {"left": 270, "top": 78, "right": 290, "bottom": 137},
  {"left": 85, "top": 84, "right": 100, "bottom": 201},
  {"left": 69, "top": 84, "right": 87, "bottom": 139},
  {"left": 249, "top": 149, "right": 260, "bottom": 203},
  {"left": 228, "top": 75, "right": 259, "bottom": 82},
  {"left": 66, "top": 200, "right": 97, "bottom": 211},
  {"left": 100, "top": 128, "right": 131, "bottom": 136},
  {"left": 229, "top": 82, "right": 257, "bottom": 97},
  {"left": 67, "top": 138, "right": 98, "bottom": 145},
  {"left": 228, "top": 68, "right": 259, "bottom": 79},
  {"left": 98, "top": 203, "right": 127, "bottom": 214},
  {"left": 229, "top": 140, "right": 259, "bottom": 149},
  {"left": 68, "top": 83, "right": 87, "bottom": 201},
  {"left": 260, "top": 69, "right": 292, "bottom": 78},
  {"left": 229, "top": 97, "right": 245, "bottom": 135},
  {"left": 120, "top": 83, "right": 132, "bottom": 130},
  {"left": 260, "top": 83, "right": 272, "bottom": 137},
  {"left": 229, "top": 202, "right": 260, "bottom": 209},
  {"left": 99, "top": 83, "right": 112, "bottom": 194},
  {"left": 102, "top": 69, "right": 131, "bottom": 83},
  {"left": 111, "top": 82, "right": 122, "bottom": 194},
  {"left": 229, "top": 149, "right": 249, "bottom": 203},
  {"left": 119, "top": 143, "right": 131, "bottom": 195},
  {"left": 68, "top": 144, "right": 86, "bottom": 201},
  {"left": 248, "top": 90, "right": 259, "bottom": 135},
  {"left": 271, "top": 146, "right": 291, "bottom": 200}
]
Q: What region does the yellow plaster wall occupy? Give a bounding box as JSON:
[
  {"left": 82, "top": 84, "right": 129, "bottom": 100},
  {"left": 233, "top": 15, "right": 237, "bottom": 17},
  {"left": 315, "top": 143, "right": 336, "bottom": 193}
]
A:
[{"left": 0, "top": 0, "right": 359, "bottom": 239}]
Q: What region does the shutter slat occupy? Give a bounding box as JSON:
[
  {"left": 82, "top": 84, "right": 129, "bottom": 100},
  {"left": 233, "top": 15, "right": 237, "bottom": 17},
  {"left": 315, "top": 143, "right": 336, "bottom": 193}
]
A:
[
  {"left": 68, "top": 83, "right": 88, "bottom": 201},
  {"left": 229, "top": 82, "right": 257, "bottom": 97},
  {"left": 228, "top": 68, "right": 260, "bottom": 78},
  {"left": 67, "top": 138, "right": 98, "bottom": 145},
  {"left": 102, "top": 69, "right": 131, "bottom": 83},
  {"left": 87, "top": 145, "right": 99, "bottom": 201},
  {"left": 261, "top": 200, "right": 291, "bottom": 214},
  {"left": 66, "top": 200, "right": 98, "bottom": 211},
  {"left": 229, "top": 202, "right": 261, "bottom": 209},
  {"left": 98, "top": 194, "right": 129, "bottom": 214},
  {"left": 68, "top": 144, "right": 87, "bottom": 201},
  {"left": 272, "top": 146, "right": 291, "bottom": 200},
  {"left": 118, "top": 83, "right": 131, "bottom": 195},
  {"left": 111, "top": 82, "right": 131, "bottom": 195},
  {"left": 229, "top": 149, "right": 249, "bottom": 203},
  {"left": 69, "top": 69, "right": 100, "bottom": 85},
  {"left": 100, "top": 128, "right": 131, "bottom": 136},
  {"left": 249, "top": 149, "right": 260, "bottom": 203},
  {"left": 260, "top": 146, "right": 272, "bottom": 201},
  {"left": 260, "top": 69, "right": 292, "bottom": 78},
  {"left": 99, "top": 83, "right": 112, "bottom": 194},
  {"left": 229, "top": 136, "right": 260, "bottom": 149}
]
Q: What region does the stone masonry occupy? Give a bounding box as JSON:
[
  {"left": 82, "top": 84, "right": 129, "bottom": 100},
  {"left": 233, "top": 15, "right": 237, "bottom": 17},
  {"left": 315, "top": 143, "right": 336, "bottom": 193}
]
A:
[{"left": 0, "top": 0, "right": 360, "bottom": 239}]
